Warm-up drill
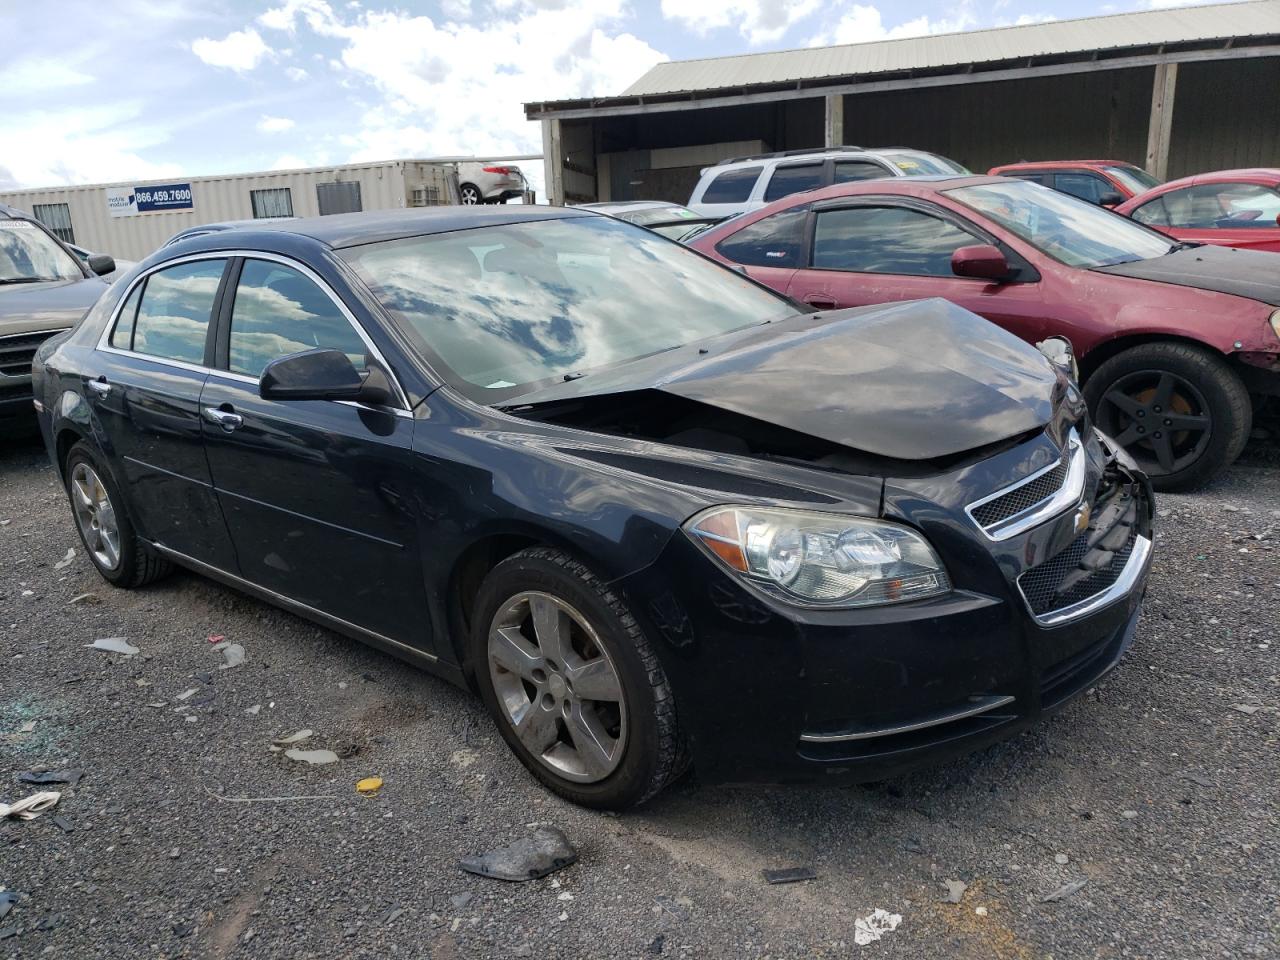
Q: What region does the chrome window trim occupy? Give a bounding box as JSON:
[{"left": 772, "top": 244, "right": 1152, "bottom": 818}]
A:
[
  {"left": 93, "top": 248, "right": 412, "bottom": 413},
  {"left": 1022, "top": 533, "right": 1152, "bottom": 627},
  {"left": 966, "top": 428, "right": 1085, "bottom": 541},
  {"left": 1, "top": 327, "right": 70, "bottom": 342}
]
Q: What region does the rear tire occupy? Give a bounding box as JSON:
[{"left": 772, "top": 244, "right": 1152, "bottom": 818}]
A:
[
  {"left": 64, "top": 441, "right": 171, "bottom": 588},
  {"left": 470, "top": 547, "right": 686, "bottom": 809},
  {"left": 1084, "top": 342, "right": 1251, "bottom": 491},
  {"left": 459, "top": 183, "right": 482, "bottom": 205}
]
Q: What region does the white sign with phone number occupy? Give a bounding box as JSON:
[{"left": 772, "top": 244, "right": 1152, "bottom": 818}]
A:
[{"left": 106, "top": 183, "right": 194, "bottom": 217}]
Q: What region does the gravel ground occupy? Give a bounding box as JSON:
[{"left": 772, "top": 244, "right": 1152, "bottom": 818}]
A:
[{"left": 1, "top": 431, "right": 1277, "bottom": 960}]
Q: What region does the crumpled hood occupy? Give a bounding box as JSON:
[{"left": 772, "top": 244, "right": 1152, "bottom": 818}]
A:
[
  {"left": 0, "top": 277, "right": 107, "bottom": 336},
  {"left": 1093, "top": 245, "right": 1280, "bottom": 306},
  {"left": 506, "top": 298, "right": 1060, "bottom": 461}
]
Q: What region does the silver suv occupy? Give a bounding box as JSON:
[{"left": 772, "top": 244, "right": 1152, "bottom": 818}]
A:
[{"left": 687, "top": 146, "right": 968, "bottom": 217}]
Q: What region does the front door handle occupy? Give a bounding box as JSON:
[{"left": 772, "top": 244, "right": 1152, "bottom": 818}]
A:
[
  {"left": 803, "top": 294, "right": 838, "bottom": 309},
  {"left": 202, "top": 405, "right": 244, "bottom": 432},
  {"left": 86, "top": 378, "right": 111, "bottom": 398}
]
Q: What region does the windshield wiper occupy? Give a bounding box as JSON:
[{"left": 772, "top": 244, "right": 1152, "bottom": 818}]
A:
[
  {"left": 1165, "top": 241, "right": 1201, "bottom": 254},
  {"left": 0, "top": 277, "right": 50, "bottom": 285}
]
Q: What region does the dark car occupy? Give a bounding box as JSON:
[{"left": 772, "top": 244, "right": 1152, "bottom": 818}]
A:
[
  {"left": 0, "top": 203, "right": 113, "bottom": 435},
  {"left": 34, "top": 206, "right": 1153, "bottom": 809},
  {"left": 989, "top": 160, "right": 1160, "bottom": 207},
  {"left": 691, "top": 175, "right": 1280, "bottom": 491},
  {"left": 576, "top": 201, "right": 723, "bottom": 242}
]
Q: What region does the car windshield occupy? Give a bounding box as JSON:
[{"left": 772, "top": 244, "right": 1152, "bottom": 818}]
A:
[
  {"left": 343, "top": 215, "right": 796, "bottom": 402},
  {"left": 0, "top": 220, "right": 82, "bottom": 282},
  {"left": 621, "top": 206, "right": 701, "bottom": 227},
  {"left": 1103, "top": 165, "right": 1160, "bottom": 194},
  {"left": 881, "top": 152, "right": 970, "bottom": 175},
  {"left": 948, "top": 179, "right": 1174, "bottom": 268}
]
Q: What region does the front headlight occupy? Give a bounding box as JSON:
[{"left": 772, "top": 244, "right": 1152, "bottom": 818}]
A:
[{"left": 685, "top": 506, "right": 949, "bottom": 608}]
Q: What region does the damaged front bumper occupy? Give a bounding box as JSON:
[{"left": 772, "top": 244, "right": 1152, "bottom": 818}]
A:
[{"left": 616, "top": 427, "right": 1154, "bottom": 786}]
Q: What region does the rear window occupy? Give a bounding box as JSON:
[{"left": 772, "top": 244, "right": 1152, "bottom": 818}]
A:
[{"left": 700, "top": 166, "right": 762, "bottom": 204}]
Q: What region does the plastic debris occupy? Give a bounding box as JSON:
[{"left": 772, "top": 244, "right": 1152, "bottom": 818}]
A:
[
  {"left": 1054, "top": 854, "right": 1069, "bottom": 865},
  {"left": 272, "top": 730, "right": 313, "bottom": 746},
  {"left": 853, "top": 908, "right": 902, "bottom": 946},
  {"left": 17, "top": 770, "right": 83, "bottom": 788},
  {"left": 68, "top": 593, "right": 99, "bottom": 605},
  {"left": 88, "top": 637, "right": 138, "bottom": 656},
  {"left": 53, "top": 548, "right": 76, "bottom": 570},
  {"left": 0, "top": 791, "right": 61, "bottom": 821},
  {"left": 654, "top": 896, "right": 691, "bottom": 921},
  {"left": 0, "top": 892, "right": 21, "bottom": 920},
  {"left": 207, "top": 634, "right": 225, "bottom": 644},
  {"left": 284, "top": 748, "right": 339, "bottom": 765},
  {"left": 450, "top": 892, "right": 473, "bottom": 911},
  {"left": 762, "top": 866, "right": 817, "bottom": 885},
  {"left": 941, "top": 879, "right": 967, "bottom": 903},
  {"left": 212, "top": 641, "right": 245, "bottom": 670},
  {"left": 356, "top": 777, "right": 383, "bottom": 795},
  {"left": 1231, "top": 704, "right": 1260, "bottom": 715},
  {"left": 1120, "top": 810, "right": 1140, "bottom": 819},
  {"left": 245, "top": 705, "right": 262, "bottom": 716},
  {"left": 1040, "top": 879, "right": 1088, "bottom": 903},
  {"left": 458, "top": 826, "right": 577, "bottom": 881},
  {"left": 175, "top": 688, "right": 199, "bottom": 702},
  {"left": 17, "top": 722, "right": 35, "bottom": 734},
  {"left": 51, "top": 816, "right": 74, "bottom": 833},
  {"left": 975, "top": 906, "right": 989, "bottom": 917}
]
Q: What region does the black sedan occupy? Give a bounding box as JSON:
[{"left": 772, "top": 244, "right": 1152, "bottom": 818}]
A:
[{"left": 33, "top": 206, "right": 1154, "bottom": 808}]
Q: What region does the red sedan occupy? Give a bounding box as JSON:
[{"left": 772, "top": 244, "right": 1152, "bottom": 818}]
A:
[
  {"left": 1115, "top": 168, "right": 1280, "bottom": 253},
  {"left": 988, "top": 160, "right": 1160, "bottom": 207},
  {"left": 690, "top": 175, "right": 1280, "bottom": 490}
]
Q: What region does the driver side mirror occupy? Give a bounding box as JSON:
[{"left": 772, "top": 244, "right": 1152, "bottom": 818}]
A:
[
  {"left": 259, "top": 348, "right": 394, "bottom": 406},
  {"left": 951, "top": 244, "right": 1011, "bottom": 282},
  {"left": 87, "top": 254, "right": 116, "bottom": 276},
  {"left": 1098, "top": 191, "right": 1124, "bottom": 208}
]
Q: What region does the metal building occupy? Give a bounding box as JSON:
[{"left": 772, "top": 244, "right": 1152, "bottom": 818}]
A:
[
  {"left": 526, "top": 0, "right": 1280, "bottom": 205},
  {"left": 0, "top": 159, "right": 457, "bottom": 262}
]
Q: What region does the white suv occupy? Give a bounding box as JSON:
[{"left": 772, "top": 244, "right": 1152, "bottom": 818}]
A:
[{"left": 687, "top": 147, "right": 968, "bottom": 217}]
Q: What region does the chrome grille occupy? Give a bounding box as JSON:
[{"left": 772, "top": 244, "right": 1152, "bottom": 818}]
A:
[
  {"left": 970, "top": 450, "right": 1070, "bottom": 528},
  {"left": 966, "top": 429, "right": 1084, "bottom": 541},
  {"left": 0, "top": 329, "right": 66, "bottom": 378}
]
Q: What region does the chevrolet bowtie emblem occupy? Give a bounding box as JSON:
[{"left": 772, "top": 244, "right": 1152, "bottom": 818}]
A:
[{"left": 1074, "top": 502, "right": 1092, "bottom": 534}]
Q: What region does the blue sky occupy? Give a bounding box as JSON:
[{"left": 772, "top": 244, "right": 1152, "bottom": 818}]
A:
[{"left": 0, "top": 0, "right": 1227, "bottom": 194}]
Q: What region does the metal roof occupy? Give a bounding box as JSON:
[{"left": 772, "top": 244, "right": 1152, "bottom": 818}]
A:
[{"left": 622, "top": 0, "right": 1280, "bottom": 97}]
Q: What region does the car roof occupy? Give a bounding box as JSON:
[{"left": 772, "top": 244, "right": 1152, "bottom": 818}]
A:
[
  {"left": 991, "top": 160, "right": 1134, "bottom": 171},
  {"left": 168, "top": 206, "right": 594, "bottom": 251},
  {"left": 0, "top": 202, "right": 30, "bottom": 219}
]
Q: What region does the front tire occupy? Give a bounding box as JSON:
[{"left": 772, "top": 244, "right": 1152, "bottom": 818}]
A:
[
  {"left": 470, "top": 547, "right": 686, "bottom": 809},
  {"left": 1084, "top": 342, "right": 1251, "bottom": 491},
  {"left": 64, "top": 441, "right": 171, "bottom": 588}
]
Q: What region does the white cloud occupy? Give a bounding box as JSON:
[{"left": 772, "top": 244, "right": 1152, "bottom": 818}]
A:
[
  {"left": 441, "top": 0, "right": 472, "bottom": 20},
  {"left": 1015, "top": 12, "right": 1057, "bottom": 24},
  {"left": 191, "top": 27, "right": 273, "bottom": 71},
  {"left": 285, "top": 65, "right": 310, "bottom": 81},
  {"left": 257, "top": 115, "right": 297, "bottom": 133},
  {"left": 660, "top": 0, "right": 820, "bottom": 45},
  {"left": 259, "top": 0, "right": 665, "bottom": 163},
  {"left": 812, "top": 2, "right": 977, "bottom": 46},
  {"left": 0, "top": 59, "right": 94, "bottom": 96}
]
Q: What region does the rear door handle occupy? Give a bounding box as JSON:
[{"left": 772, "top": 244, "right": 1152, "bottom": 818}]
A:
[
  {"left": 86, "top": 378, "right": 111, "bottom": 397},
  {"left": 202, "top": 406, "right": 244, "bottom": 432},
  {"left": 803, "top": 294, "right": 838, "bottom": 309}
]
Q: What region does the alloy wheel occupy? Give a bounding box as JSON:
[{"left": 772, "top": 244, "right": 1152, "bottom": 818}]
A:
[
  {"left": 1096, "top": 370, "right": 1211, "bottom": 476},
  {"left": 69, "top": 462, "right": 121, "bottom": 571},
  {"left": 460, "top": 185, "right": 481, "bottom": 205},
  {"left": 487, "top": 591, "right": 627, "bottom": 783}
]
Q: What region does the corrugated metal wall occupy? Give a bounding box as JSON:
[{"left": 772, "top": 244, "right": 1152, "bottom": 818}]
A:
[
  {"left": 1167, "top": 57, "right": 1280, "bottom": 178},
  {"left": 0, "top": 161, "right": 457, "bottom": 261},
  {"left": 839, "top": 67, "right": 1156, "bottom": 173}
]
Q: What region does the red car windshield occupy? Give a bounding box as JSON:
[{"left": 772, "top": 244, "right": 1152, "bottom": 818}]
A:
[{"left": 949, "top": 180, "right": 1173, "bottom": 268}]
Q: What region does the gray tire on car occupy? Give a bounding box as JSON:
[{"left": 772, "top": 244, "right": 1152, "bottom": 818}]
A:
[
  {"left": 459, "top": 183, "right": 482, "bottom": 205},
  {"left": 1084, "top": 342, "right": 1251, "bottom": 492},
  {"left": 470, "top": 547, "right": 687, "bottom": 809}
]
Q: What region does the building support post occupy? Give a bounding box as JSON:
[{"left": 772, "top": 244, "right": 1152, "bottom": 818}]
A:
[
  {"left": 1144, "top": 62, "right": 1178, "bottom": 180},
  {"left": 541, "top": 117, "right": 565, "bottom": 206},
  {"left": 823, "top": 93, "right": 844, "bottom": 148}
]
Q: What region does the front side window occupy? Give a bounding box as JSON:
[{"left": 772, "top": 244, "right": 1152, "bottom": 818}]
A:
[
  {"left": 1102, "top": 165, "right": 1159, "bottom": 194},
  {"left": 1159, "top": 183, "right": 1280, "bottom": 229},
  {"left": 131, "top": 259, "right": 225, "bottom": 364},
  {"left": 228, "top": 260, "right": 367, "bottom": 378},
  {"left": 716, "top": 209, "right": 808, "bottom": 268},
  {"left": 764, "top": 163, "right": 824, "bottom": 202},
  {"left": 0, "top": 220, "right": 82, "bottom": 283},
  {"left": 834, "top": 160, "right": 890, "bottom": 184},
  {"left": 250, "top": 188, "right": 294, "bottom": 219},
  {"left": 342, "top": 216, "right": 795, "bottom": 402},
  {"left": 1131, "top": 196, "right": 1170, "bottom": 227},
  {"left": 1054, "top": 173, "right": 1111, "bottom": 205},
  {"left": 949, "top": 179, "right": 1172, "bottom": 268},
  {"left": 812, "top": 206, "right": 979, "bottom": 276},
  {"left": 701, "top": 166, "right": 762, "bottom": 204}
]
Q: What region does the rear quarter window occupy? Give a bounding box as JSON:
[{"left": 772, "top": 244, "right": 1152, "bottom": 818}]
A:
[{"left": 715, "top": 209, "right": 808, "bottom": 268}]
